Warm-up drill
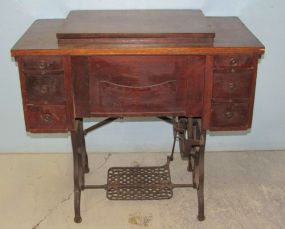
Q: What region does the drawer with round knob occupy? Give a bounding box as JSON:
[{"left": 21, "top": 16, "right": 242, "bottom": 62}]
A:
[
  {"left": 25, "top": 74, "right": 65, "bottom": 104},
  {"left": 212, "top": 69, "right": 253, "bottom": 98},
  {"left": 22, "top": 56, "right": 64, "bottom": 74},
  {"left": 214, "top": 55, "right": 254, "bottom": 69},
  {"left": 210, "top": 101, "right": 250, "bottom": 130},
  {"left": 25, "top": 105, "right": 68, "bottom": 132}
]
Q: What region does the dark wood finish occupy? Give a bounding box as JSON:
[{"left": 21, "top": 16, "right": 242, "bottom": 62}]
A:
[{"left": 11, "top": 10, "right": 264, "bottom": 224}]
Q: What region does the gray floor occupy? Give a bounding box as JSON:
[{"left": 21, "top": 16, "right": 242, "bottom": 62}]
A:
[{"left": 0, "top": 151, "right": 284, "bottom": 229}]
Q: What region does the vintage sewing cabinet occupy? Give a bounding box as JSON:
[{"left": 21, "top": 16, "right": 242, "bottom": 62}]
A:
[{"left": 11, "top": 10, "right": 264, "bottom": 223}]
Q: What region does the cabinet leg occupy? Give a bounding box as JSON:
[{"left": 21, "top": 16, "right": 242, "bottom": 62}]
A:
[
  {"left": 197, "top": 131, "right": 206, "bottom": 221},
  {"left": 78, "top": 119, "right": 90, "bottom": 173},
  {"left": 74, "top": 190, "right": 82, "bottom": 223},
  {"left": 71, "top": 120, "right": 83, "bottom": 223}
]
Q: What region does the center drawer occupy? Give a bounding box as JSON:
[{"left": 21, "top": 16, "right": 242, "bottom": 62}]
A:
[{"left": 88, "top": 56, "right": 205, "bottom": 115}]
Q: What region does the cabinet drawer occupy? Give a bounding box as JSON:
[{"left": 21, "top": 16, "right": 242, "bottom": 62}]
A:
[
  {"left": 88, "top": 55, "right": 205, "bottom": 115},
  {"left": 210, "top": 101, "right": 249, "bottom": 130},
  {"left": 214, "top": 55, "right": 253, "bottom": 68},
  {"left": 98, "top": 79, "right": 177, "bottom": 112},
  {"left": 26, "top": 75, "right": 65, "bottom": 104},
  {"left": 22, "top": 56, "right": 63, "bottom": 73},
  {"left": 213, "top": 70, "right": 253, "bottom": 98},
  {"left": 25, "top": 105, "right": 68, "bottom": 132}
]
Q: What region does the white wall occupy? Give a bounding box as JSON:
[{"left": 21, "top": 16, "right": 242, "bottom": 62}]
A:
[{"left": 0, "top": 0, "right": 284, "bottom": 153}]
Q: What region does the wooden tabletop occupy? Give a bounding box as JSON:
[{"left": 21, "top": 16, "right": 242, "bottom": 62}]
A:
[{"left": 11, "top": 11, "right": 264, "bottom": 56}]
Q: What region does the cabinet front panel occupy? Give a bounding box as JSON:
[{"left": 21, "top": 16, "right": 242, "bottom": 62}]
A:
[{"left": 88, "top": 56, "right": 205, "bottom": 116}]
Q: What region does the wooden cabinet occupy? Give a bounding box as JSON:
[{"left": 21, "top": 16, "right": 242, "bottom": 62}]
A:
[{"left": 11, "top": 10, "right": 264, "bottom": 133}]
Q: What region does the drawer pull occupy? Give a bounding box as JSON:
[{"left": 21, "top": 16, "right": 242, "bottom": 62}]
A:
[
  {"left": 39, "top": 61, "right": 48, "bottom": 70},
  {"left": 99, "top": 80, "right": 176, "bottom": 89},
  {"left": 228, "top": 82, "right": 235, "bottom": 90},
  {"left": 224, "top": 111, "right": 234, "bottom": 119},
  {"left": 41, "top": 113, "right": 53, "bottom": 123},
  {"left": 229, "top": 57, "right": 239, "bottom": 66},
  {"left": 40, "top": 84, "right": 48, "bottom": 94}
]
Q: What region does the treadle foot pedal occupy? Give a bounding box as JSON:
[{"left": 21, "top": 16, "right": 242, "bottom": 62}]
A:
[
  {"left": 105, "top": 156, "right": 193, "bottom": 200},
  {"left": 106, "top": 159, "right": 173, "bottom": 200}
]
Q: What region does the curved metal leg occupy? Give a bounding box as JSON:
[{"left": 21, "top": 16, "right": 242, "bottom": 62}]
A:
[
  {"left": 197, "top": 140, "right": 205, "bottom": 221},
  {"left": 190, "top": 119, "right": 206, "bottom": 221},
  {"left": 78, "top": 120, "right": 90, "bottom": 173},
  {"left": 195, "top": 121, "right": 206, "bottom": 221}
]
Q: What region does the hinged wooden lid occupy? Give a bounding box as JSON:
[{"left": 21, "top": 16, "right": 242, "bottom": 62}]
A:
[{"left": 56, "top": 10, "right": 215, "bottom": 46}]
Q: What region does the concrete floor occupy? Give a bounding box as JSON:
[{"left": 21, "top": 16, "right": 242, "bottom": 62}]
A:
[{"left": 0, "top": 151, "right": 284, "bottom": 229}]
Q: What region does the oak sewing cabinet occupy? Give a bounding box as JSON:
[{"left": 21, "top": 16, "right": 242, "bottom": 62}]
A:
[{"left": 11, "top": 10, "right": 264, "bottom": 223}]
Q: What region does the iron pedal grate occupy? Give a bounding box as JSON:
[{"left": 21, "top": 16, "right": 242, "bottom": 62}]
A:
[{"left": 106, "top": 163, "right": 173, "bottom": 200}]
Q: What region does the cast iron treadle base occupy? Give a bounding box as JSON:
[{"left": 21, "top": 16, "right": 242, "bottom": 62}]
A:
[{"left": 106, "top": 161, "right": 173, "bottom": 200}]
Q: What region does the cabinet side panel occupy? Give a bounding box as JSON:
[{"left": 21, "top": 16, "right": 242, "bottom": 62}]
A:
[
  {"left": 17, "top": 57, "right": 30, "bottom": 131},
  {"left": 247, "top": 56, "right": 259, "bottom": 129},
  {"left": 202, "top": 55, "right": 214, "bottom": 129},
  {"left": 63, "top": 56, "right": 75, "bottom": 130}
]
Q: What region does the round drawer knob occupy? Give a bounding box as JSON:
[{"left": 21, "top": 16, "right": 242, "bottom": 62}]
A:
[
  {"left": 40, "top": 84, "right": 48, "bottom": 94},
  {"left": 229, "top": 57, "right": 239, "bottom": 66},
  {"left": 41, "top": 113, "right": 53, "bottom": 123},
  {"left": 224, "top": 111, "right": 234, "bottom": 119},
  {"left": 228, "top": 82, "right": 235, "bottom": 90},
  {"left": 39, "top": 61, "right": 47, "bottom": 70}
]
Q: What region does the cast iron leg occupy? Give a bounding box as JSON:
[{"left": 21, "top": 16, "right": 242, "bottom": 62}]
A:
[
  {"left": 71, "top": 120, "right": 83, "bottom": 223},
  {"left": 78, "top": 119, "right": 90, "bottom": 173},
  {"left": 197, "top": 130, "right": 206, "bottom": 221}
]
